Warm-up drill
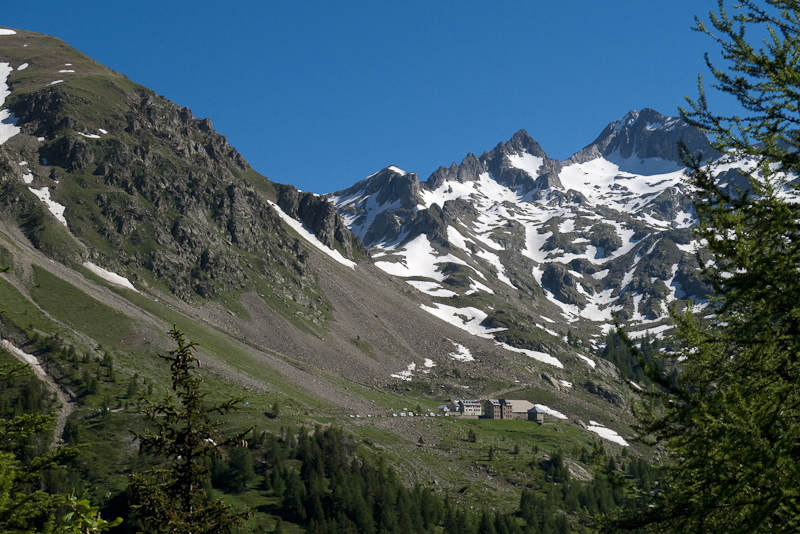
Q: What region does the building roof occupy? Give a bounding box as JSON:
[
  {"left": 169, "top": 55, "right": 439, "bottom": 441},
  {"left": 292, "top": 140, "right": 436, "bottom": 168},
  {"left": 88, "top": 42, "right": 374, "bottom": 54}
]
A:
[
  {"left": 505, "top": 400, "right": 534, "bottom": 413},
  {"left": 487, "top": 399, "right": 500, "bottom": 405}
]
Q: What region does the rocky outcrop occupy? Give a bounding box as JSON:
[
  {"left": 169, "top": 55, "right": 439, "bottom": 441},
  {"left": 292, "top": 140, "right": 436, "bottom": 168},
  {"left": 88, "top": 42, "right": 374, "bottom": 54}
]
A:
[
  {"left": 277, "top": 184, "right": 367, "bottom": 259},
  {"left": 589, "top": 223, "right": 622, "bottom": 254},
  {"left": 425, "top": 153, "right": 486, "bottom": 190},
  {"left": 41, "top": 135, "right": 94, "bottom": 172},
  {"left": 541, "top": 263, "right": 586, "bottom": 306},
  {"left": 585, "top": 380, "right": 625, "bottom": 407},
  {"left": 674, "top": 263, "right": 711, "bottom": 301}
]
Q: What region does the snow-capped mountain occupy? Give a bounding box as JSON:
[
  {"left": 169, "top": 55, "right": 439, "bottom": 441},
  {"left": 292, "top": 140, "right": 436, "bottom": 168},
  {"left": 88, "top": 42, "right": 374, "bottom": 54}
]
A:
[{"left": 328, "top": 109, "right": 718, "bottom": 350}]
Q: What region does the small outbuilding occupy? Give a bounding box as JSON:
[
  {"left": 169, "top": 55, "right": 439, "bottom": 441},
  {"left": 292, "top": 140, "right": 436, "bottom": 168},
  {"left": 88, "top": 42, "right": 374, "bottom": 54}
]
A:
[{"left": 528, "top": 406, "right": 547, "bottom": 424}]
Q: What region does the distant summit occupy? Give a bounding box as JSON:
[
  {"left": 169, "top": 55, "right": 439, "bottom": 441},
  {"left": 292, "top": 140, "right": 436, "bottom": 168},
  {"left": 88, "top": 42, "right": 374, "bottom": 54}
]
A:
[{"left": 568, "top": 108, "right": 719, "bottom": 167}]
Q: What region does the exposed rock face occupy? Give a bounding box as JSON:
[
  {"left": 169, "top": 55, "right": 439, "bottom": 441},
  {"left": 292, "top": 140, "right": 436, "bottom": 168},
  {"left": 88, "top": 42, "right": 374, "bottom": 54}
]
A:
[
  {"left": 277, "top": 184, "right": 367, "bottom": 259},
  {"left": 568, "top": 108, "right": 720, "bottom": 165},
  {"left": 541, "top": 263, "right": 586, "bottom": 306},
  {"left": 589, "top": 223, "right": 622, "bottom": 254},
  {"left": 42, "top": 135, "right": 94, "bottom": 172},
  {"left": 585, "top": 380, "right": 625, "bottom": 407},
  {"left": 541, "top": 372, "right": 562, "bottom": 390},
  {"left": 1, "top": 46, "right": 363, "bottom": 312},
  {"left": 425, "top": 153, "right": 486, "bottom": 190}
]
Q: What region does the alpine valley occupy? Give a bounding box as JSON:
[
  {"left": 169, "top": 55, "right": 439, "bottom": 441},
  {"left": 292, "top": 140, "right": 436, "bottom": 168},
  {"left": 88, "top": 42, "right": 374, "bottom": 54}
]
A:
[{"left": 0, "top": 27, "right": 726, "bottom": 532}]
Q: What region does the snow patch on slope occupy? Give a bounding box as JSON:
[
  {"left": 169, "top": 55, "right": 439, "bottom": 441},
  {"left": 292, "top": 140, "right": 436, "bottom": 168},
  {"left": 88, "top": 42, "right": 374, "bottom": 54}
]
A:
[
  {"left": 83, "top": 262, "right": 138, "bottom": 292},
  {"left": 587, "top": 422, "right": 629, "bottom": 446},
  {"left": 391, "top": 362, "right": 416, "bottom": 381},
  {"left": 1, "top": 339, "right": 47, "bottom": 381},
  {"left": 374, "top": 234, "right": 469, "bottom": 280},
  {"left": 495, "top": 342, "right": 563, "bottom": 369},
  {"left": 0, "top": 63, "right": 21, "bottom": 145},
  {"left": 535, "top": 404, "right": 567, "bottom": 420},
  {"left": 419, "top": 303, "right": 505, "bottom": 339},
  {"left": 28, "top": 187, "right": 67, "bottom": 226},
  {"left": 506, "top": 152, "right": 544, "bottom": 178},
  {"left": 268, "top": 201, "right": 356, "bottom": 269},
  {"left": 448, "top": 341, "right": 475, "bottom": 362},
  {"left": 406, "top": 280, "right": 457, "bottom": 298}
]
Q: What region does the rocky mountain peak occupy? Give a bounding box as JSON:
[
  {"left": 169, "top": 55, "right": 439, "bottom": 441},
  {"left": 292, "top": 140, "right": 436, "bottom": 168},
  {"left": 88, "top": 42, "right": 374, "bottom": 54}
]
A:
[
  {"left": 567, "top": 108, "right": 718, "bottom": 167},
  {"left": 505, "top": 129, "right": 549, "bottom": 158},
  {"left": 324, "top": 166, "right": 427, "bottom": 246},
  {"left": 330, "top": 165, "right": 423, "bottom": 211},
  {"left": 483, "top": 129, "right": 549, "bottom": 163},
  {"left": 481, "top": 130, "right": 560, "bottom": 192},
  {"left": 327, "top": 107, "right": 717, "bottom": 358}
]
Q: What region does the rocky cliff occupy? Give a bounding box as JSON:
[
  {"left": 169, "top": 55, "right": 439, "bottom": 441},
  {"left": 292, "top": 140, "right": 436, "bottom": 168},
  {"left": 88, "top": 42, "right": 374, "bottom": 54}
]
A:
[{"left": 0, "top": 29, "right": 363, "bottom": 323}]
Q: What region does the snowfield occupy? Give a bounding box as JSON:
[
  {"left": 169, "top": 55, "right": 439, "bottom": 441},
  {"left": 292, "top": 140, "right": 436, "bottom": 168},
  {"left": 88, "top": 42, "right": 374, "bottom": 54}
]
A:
[{"left": 419, "top": 303, "right": 505, "bottom": 339}]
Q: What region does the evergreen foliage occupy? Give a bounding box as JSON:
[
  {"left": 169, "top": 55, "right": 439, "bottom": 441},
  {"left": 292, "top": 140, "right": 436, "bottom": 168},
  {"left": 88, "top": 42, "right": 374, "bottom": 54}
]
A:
[
  {"left": 0, "top": 361, "right": 121, "bottom": 533},
  {"left": 0, "top": 363, "right": 67, "bottom": 533},
  {"left": 233, "top": 425, "right": 657, "bottom": 534},
  {"left": 606, "top": 1, "right": 800, "bottom": 531},
  {"left": 599, "top": 331, "right": 660, "bottom": 385},
  {"left": 128, "top": 326, "right": 252, "bottom": 534}
]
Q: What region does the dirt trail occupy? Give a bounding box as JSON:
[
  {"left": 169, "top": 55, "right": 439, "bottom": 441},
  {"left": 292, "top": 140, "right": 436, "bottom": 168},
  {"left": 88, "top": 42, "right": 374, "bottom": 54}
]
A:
[{"left": 1, "top": 339, "right": 78, "bottom": 447}]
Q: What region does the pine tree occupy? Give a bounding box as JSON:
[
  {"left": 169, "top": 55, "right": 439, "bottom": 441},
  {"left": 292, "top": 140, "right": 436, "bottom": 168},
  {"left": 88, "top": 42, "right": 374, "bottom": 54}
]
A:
[
  {"left": 606, "top": 2, "right": 800, "bottom": 532},
  {"left": 129, "top": 326, "right": 252, "bottom": 533},
  {"left": 228, "top": 445, "right": 255, "bottom": 492}
]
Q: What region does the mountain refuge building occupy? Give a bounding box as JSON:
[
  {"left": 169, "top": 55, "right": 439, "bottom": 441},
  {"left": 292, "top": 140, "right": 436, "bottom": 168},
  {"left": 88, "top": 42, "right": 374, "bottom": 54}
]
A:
[{"left": 449, "top": 400, "right": 482, "bottom": 417}]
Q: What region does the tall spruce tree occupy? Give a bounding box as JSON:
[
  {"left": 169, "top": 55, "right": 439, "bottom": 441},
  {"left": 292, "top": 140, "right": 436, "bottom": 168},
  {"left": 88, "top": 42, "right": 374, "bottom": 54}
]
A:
[
  {"left": 606, "top": 1, "right": 800, "bottom": 532},
  {"left": 129, "top": 326, "right": 252, "bottom": 533}
]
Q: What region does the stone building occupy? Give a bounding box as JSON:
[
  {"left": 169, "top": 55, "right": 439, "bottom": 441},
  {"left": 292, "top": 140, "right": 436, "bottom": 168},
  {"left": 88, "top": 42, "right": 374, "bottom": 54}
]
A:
[{"left": 528, "top": 405, "right": 547, "bottom": 424}]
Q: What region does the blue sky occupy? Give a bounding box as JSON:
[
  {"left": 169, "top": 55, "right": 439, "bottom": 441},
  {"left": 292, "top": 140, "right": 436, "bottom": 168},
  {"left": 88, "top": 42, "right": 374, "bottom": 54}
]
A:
[{"left": 3, "top": 1, "right": 733, "bottom": 193}]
